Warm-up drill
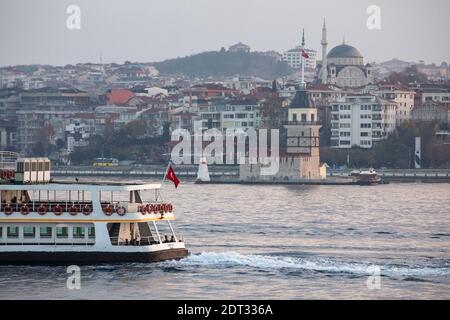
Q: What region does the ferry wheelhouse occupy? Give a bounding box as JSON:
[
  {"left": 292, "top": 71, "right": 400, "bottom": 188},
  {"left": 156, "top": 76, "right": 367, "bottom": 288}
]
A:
[{"left": 0, "top": 157, "right": 188, "bottom": 265}]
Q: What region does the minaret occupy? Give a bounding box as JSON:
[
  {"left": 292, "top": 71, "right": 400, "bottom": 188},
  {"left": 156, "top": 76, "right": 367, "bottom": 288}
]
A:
[
  {"left": 300, "top": 29, "right": 306, "bottom": 89},
  {"left": 320, "top": 18, "right": 328, "bottom": 84}
]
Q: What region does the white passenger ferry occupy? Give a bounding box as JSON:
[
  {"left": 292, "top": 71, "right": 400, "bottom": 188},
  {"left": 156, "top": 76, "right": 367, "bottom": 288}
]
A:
[{"left": 0, "top": 156, "right": 188, "bottom": 265}]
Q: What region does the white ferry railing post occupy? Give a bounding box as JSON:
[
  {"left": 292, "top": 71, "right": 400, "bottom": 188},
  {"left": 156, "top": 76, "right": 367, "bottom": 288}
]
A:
[
  {"left": 167, "top": 220, "right": 178, "bottom": 242},
  {"left": 152, "top": 221, "right": 162, "bottom": 244}
]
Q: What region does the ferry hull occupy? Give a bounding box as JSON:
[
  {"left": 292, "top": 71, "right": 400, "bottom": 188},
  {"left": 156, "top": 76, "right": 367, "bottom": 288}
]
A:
[{"left": 0, "top": 248, "right": 188, "bottom": 265}]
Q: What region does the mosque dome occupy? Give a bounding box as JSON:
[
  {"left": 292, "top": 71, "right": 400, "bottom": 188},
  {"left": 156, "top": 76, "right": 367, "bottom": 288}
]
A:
[{"left": 327, "top": 44, "right": 362, "bottom": 59}]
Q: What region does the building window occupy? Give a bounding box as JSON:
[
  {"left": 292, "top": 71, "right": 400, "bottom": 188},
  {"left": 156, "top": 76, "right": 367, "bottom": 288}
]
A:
[
  {"left": 23, "top": 226, "right": 36, "bottom": 238},
  {"left": 301, "top": 114, "right": 307, "bottom": 122},
  {"left": 56, "top": 227, "right": 69, "bottom": 239},
  {"left": 40, "top": 227, "right": 52, "bottom": 238},
  {"left": 7, "top": 226, "right": 19, "bottom": 238}
]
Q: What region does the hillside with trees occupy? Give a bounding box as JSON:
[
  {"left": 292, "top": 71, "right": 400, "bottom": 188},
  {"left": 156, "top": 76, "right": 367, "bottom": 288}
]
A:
[{"left": 154, "top": 49, "right": 291, "bottom": 79}]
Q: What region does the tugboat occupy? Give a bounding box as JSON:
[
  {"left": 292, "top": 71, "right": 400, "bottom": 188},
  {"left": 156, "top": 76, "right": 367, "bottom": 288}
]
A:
[
  {"left": 0, "top": 157, "right": 188, "bottom": 265},
  {"left": 356, "top": 169, "right": 382, "bottom": 186}
]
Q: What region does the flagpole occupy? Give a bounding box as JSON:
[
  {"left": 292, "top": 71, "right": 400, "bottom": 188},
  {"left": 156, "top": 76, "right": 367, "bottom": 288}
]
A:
[
  {"left": 161, "top": 159, "right": 172, "bottom": 186},
  {"left": 157, "top": 160, "right": 172, "bottom": 201}
]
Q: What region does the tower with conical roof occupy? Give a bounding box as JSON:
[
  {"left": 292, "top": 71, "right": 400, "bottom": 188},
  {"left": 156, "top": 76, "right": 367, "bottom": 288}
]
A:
[{"left": 283, "top": 30, "right": 322, "bottom": 179}]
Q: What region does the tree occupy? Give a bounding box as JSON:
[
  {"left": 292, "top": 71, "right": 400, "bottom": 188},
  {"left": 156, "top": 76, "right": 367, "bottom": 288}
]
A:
[
  {"left": 123, "top": 119, "right": 146, "bottom": 139},
  {"left": 383, "top": 65, "right": 428, "bottom": 85}
]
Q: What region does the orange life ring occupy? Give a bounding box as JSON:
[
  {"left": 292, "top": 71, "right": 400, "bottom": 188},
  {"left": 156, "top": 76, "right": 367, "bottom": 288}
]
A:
[
  {"left": 69, "top": 205, "right": 78, "bottom": 216},
  {"left": 4, "top": 205, "right": 13, "bottom": 215},
  {"left": 53, "top": 205, "right": 63, "bottom": 216},
  {"left": 21, "top": 205, "right": 30, "bottom": 215},
  {"left": 37, "top": 205, "right": 47, "bottom": 215},
  {"left": 82, "top": 205, "right": 92, "bottom": 215},
  {"left": 103, "top": 205, "right": 113, "bottom": 216},
  {"left": 117, "top": 206, "right": 126, "bottom": 216}
]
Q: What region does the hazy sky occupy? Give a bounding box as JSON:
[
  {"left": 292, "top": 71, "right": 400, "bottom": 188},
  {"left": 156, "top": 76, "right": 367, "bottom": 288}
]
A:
[{"left": 0, "top": 0, "right": 449, "bottom": 66}]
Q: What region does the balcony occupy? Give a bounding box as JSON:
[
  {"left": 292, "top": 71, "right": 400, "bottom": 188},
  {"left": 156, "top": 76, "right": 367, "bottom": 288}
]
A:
[{"left": 283, "top": 121, "right": 321, "bottom": 126}]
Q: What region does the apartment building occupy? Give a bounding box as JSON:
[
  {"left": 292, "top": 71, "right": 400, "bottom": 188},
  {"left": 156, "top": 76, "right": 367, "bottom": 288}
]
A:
[
  {"left": 283, "top": 47, "right": 317, "bottom": 69},
  {"left": 372, "top": 85, "right": 415, "bottom": 124},
  {"left": 198, "top": 99, "right": 261, "bottom": 132},
  {"left": 330, "top": 95, "right": 397, "bottom": 148}
]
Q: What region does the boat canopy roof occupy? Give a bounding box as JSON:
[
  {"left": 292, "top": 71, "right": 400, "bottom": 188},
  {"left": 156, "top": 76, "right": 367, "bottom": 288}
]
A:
[{"left": 0, "top": 183, "right": 161, "bottom": 192}]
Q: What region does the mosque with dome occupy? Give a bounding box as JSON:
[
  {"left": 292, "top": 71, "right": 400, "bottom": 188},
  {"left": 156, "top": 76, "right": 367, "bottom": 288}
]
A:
[{"left": 317, "top": 20, "right": 373, "bottom": 88}]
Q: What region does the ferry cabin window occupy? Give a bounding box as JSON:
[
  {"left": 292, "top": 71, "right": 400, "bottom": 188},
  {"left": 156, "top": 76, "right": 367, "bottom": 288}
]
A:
[
  {"left": 23, "top": 226, "right": 36, "bottom": 238},
  {"left": 88, "top": 226, "right": 95, "bottom": 239},
  {"left": 7, "top": 226, "right": 19, "bottom": 238},
  {"left": 0, "top": 226, "right": 2, "bottom": 238},
  {"left": 56, "top": 227, "right": 68, "bottom": 238},
  {"left": 40, "top": 227, "right": 52, "bottom": 238},
  {"left": 73, "top": 227, "right": 85, "bottom": 239}
]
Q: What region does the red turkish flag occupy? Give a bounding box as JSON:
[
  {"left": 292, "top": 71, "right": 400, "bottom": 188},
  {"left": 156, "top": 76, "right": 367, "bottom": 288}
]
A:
[
  {"left": 301, "top": 49, "right": 309, "bottom": 59},
  {"left": 165, "top": 165, "right": 180, "bottom": 188}
]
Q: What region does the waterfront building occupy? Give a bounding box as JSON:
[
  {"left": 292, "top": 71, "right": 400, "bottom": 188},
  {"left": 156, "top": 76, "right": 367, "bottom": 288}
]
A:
[
  {"left": 369, "top": 85, "right": 415, "bottom": 125},
  {"left": 16, "top": 88, "right": 99, "bottom": 154},
  {"left": 65, "top": 122, "right": 94, "bottom": 153},
  {"left": 411, "top": 101, "right": 450, "bottom": 125},
  {"left": 197, "top": 99, "right": 261, "bottom": 133},
  {"left": 421, "top": 89, "right": 450, "bottom": 104},
  {"left": 330, "top": 95, "right": 397, "bottom": 148}
]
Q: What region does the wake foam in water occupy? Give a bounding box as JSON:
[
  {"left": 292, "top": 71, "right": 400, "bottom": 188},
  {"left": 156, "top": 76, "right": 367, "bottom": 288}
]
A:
[{"left": 163, "top": 252, "right": 450, "bottom": 277}]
